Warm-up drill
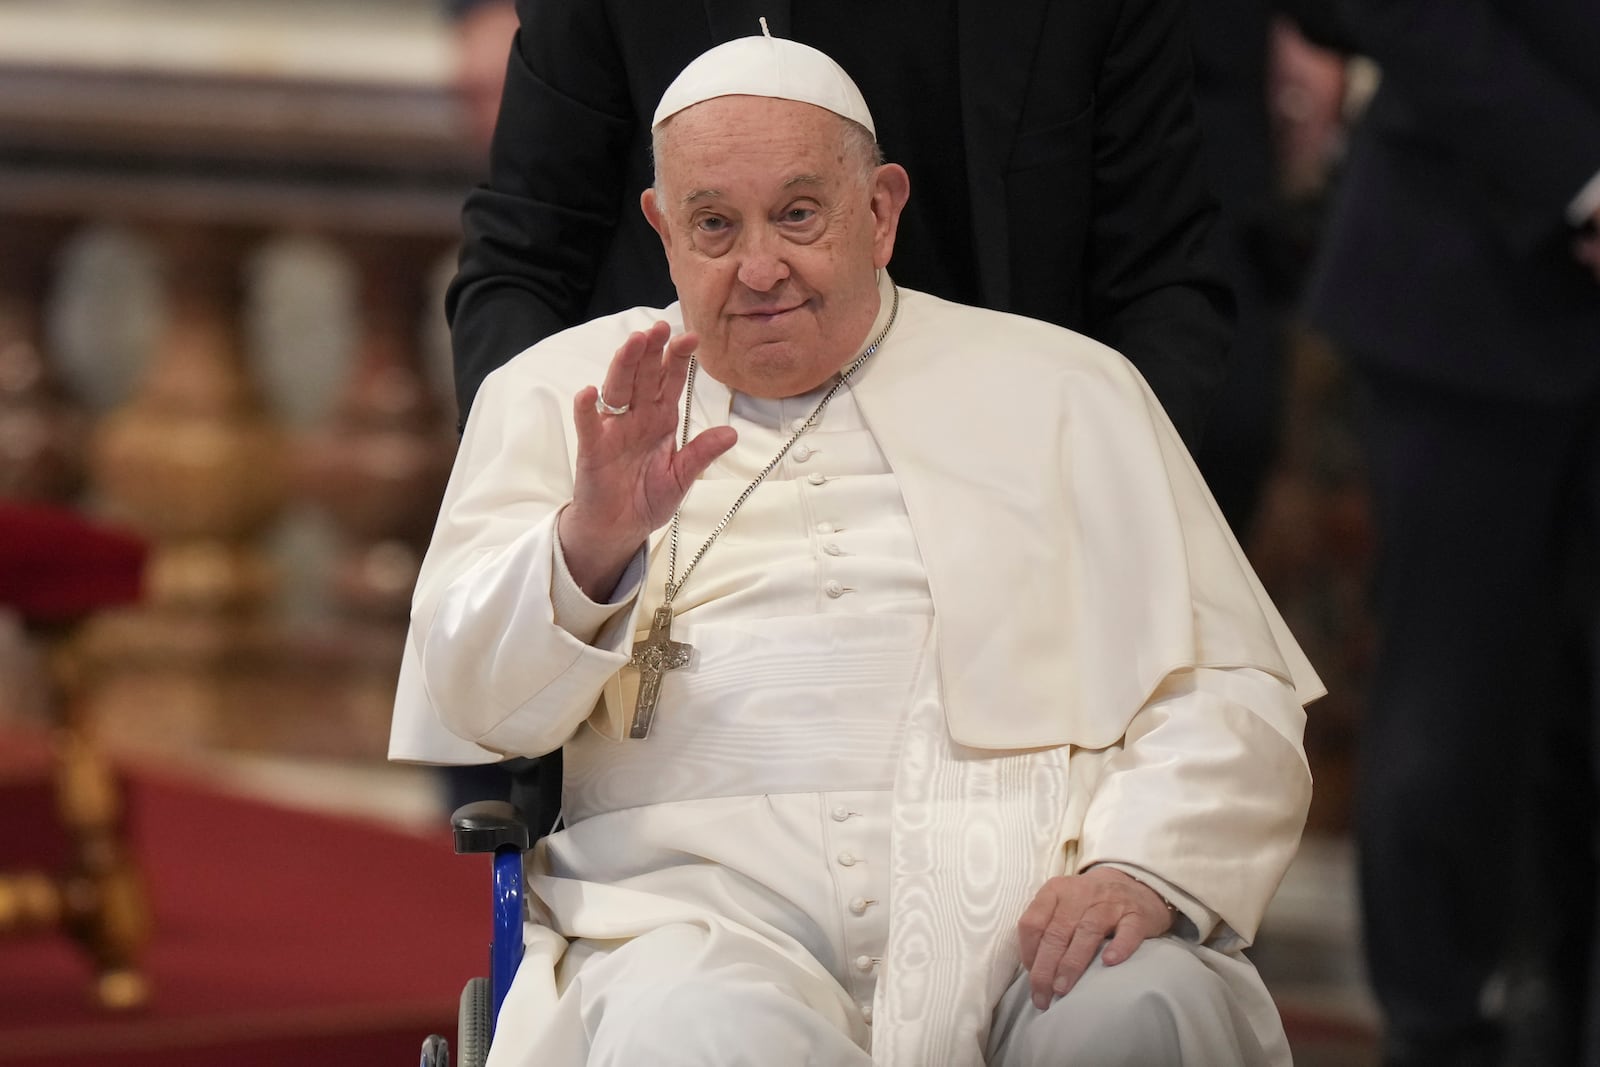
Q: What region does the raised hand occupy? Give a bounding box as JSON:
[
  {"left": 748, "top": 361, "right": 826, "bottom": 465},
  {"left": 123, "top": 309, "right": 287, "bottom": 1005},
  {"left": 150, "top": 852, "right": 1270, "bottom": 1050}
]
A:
[
  {"left": 558, "top": 322, "right": 737, "bottom": 600},
  {"left": 1016, "top": 867, "right": 1176, "bottom": 1010}
]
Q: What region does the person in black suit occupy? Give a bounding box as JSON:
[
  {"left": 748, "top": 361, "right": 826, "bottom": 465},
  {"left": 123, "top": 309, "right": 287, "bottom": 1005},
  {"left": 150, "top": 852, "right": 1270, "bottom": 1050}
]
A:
[
  {"left": 445, "top": 0, "right": 1233, "bottom": 449},
  {"left": 1303, "top": 3, "right": 1600, "bottom": 1063},
  {"left": 1188, "top": 0, "right": 1350, "bottom": 538},
  {"left": 439, "top": 0, "right": 1239, "bottom": 835}
]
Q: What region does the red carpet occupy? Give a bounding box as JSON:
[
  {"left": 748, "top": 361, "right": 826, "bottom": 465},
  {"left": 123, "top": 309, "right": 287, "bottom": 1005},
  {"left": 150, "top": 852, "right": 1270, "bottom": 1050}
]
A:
[{"left": 0, "top": 759, "right": 486, "bottom": 1066}]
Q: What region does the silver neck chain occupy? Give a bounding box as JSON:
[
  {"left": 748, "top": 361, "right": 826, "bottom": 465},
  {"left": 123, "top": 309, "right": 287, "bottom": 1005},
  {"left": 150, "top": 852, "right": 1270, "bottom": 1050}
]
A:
[{"left": 664, "top": 282, "right": 901, "bottom": 606}]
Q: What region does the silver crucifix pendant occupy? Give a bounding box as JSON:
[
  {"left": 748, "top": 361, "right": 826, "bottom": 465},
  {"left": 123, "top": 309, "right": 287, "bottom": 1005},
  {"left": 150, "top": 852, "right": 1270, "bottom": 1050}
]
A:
[{"left": 626, "top": 606, "right": 692, "bottom": 738}]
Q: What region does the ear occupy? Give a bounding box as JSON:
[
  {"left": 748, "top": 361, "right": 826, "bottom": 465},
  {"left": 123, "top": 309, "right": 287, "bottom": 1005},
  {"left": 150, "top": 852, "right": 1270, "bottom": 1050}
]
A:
[
  {"left": 641, "top": 187, "right": 672, "bottom": 252},
  {"left": 868, "top": 164, "right": 911, "bottom": 270}
]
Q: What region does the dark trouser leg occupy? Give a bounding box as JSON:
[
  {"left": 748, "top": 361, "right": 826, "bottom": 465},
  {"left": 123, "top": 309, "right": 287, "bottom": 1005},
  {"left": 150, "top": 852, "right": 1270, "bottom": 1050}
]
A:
[
  {"left": 1576, "top": 410, "right": 1600, "bottom": 1066},
  {"left": 1194, "top": 241, "right": 1286, "bottom": 543},
  {"left": 440, "top": 762, "right": 514, "bottom": 812},
  {"left": 1503, "top": 640, "right": 1593, "bottom": 1067},
  {"left": 439, "top": 755, "right": 556, "bottom": 838},
  {"left": 1503, "top": 394, "right": 1600, "bottom": 1067},
  {"left": 509, "top": 750, "right": 562, "bottom": 839},
  {"left": 1353, "top": 371, "right": 1588, "bottom": 1065}
]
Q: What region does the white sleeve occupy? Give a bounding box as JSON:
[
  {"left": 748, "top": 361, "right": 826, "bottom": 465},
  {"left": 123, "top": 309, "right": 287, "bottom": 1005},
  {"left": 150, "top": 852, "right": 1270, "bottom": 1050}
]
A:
[
  {"left": 400, "top": 340, "right": 653, "bottom": 761},
  {"left": 417, "top": 510, "right": 644, "bottom": 758},
  {"left": 550, "top": 509, "right": 646, "bottom": 643},
  {"left": 1076, "top": 665, "right": 1313, "bottom": 949}
]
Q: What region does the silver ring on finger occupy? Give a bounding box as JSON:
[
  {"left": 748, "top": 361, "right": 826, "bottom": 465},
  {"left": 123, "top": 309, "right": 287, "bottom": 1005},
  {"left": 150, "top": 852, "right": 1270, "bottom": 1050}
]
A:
[{"left": 595, "top": 390, "right": 630, "bottom": 416}]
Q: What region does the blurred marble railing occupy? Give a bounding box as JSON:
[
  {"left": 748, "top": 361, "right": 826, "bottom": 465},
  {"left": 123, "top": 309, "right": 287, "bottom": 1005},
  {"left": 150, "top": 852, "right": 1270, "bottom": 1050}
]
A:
[{"left": 0, "top": 32, "right": 479, "bottom": 760}]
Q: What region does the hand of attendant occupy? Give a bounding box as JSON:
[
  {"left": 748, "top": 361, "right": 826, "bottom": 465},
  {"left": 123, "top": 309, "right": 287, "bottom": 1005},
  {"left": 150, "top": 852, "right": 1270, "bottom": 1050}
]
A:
[
  {"left": 1575, "top": 206, "right": 1600, "bottom": 285},
  {"left": 559, "top": 322, "right": 738, "bottom": 601},
  {"left": 1268, "top": 17, "right": 1349, "bottom": 199},
  {"left": 452, "top": 0, "right": 521, "bottom": 152},
  {"left": 1016, "top": 866, "right": 1177, "bottom": 1011}
]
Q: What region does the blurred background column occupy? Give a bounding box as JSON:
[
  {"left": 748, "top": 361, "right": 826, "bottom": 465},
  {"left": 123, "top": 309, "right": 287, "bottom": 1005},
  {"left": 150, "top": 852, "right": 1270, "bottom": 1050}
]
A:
[
  {"left": 0, "top": 1, "right": 475, "bottom": 762},
  {"left": 88, "top": 223, "right": 288, "bottom": 752},
  {"left": 301, "top": 231, "right": 458, "bottom": 735},
  {"left": 0, "top": 215, "right": 84, "bottom": 504}
]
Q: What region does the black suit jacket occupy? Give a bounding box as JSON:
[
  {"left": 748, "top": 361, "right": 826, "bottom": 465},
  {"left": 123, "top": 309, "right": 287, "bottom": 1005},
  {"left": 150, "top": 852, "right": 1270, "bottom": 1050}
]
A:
[
  {"left": 1306, "top": 0, "right": 1600, "bottom": 402},
  {"left": 446, "top": 0, "right": 1233, "bottom": 446}
]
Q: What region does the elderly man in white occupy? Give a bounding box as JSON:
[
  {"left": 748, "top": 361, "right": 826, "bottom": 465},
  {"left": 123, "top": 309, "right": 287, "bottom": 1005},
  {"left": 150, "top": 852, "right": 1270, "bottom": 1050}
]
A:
[{"left": 392, "top": 29, "right": 1321, "bottom": 1067}]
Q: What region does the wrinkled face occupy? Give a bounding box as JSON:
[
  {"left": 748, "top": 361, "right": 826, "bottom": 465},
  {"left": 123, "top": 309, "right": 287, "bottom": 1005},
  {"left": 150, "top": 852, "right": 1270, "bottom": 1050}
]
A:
[{"left": 642, "top": 96, "right": 909, "bottom": 398}]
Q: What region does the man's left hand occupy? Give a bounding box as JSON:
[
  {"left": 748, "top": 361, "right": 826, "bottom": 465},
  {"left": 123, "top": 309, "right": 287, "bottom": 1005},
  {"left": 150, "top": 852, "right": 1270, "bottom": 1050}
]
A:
[
  {"left": 453, "top": 0, "right": 520, "bottom": 152},
  {"left": 1574, "top": 207, "right": 1600, "bottom": 285},
  {"left": 1016, "top": 868, "right": 1176, "bottom": 1011}
]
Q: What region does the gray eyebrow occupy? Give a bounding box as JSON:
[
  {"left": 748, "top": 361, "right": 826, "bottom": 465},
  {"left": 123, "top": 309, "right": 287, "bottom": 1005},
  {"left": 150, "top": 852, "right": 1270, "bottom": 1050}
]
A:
[{"left": 680, "top": 174, "right": 828, "bottom": 207}]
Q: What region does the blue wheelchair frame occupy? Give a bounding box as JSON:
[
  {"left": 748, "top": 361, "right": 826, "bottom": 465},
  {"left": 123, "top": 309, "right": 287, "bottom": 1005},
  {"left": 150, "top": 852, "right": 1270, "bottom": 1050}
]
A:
[{"left": 420, "top": 801, "right": 530, "bottom": 1067}]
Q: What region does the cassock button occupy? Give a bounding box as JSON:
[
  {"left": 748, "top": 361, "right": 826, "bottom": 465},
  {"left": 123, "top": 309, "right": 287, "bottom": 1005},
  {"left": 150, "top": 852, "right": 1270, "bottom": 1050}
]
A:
[
  {"left": 854, "top": 954, "right": 875, "bottom": 974},
  {"left": 849, "top": 896, "right": 869, "bottom": 915},
  {"left": 816, "top": 521, "right": 836, "bottom": 534},
  {"left": 790, "top": 418, "right": 809, "bottom": 434},
  {"left": 807, "top": 473, "right": 828, "bottom": 486},
  {"left": 831, "top": 806, "right": 852, "bottom": 822},
  {"left": 825, "top": 580, "right": 845, "bottom": 598},
  {"left": 792, "top": 444, "right": 814, "bottom": 462},
  {"left": 823, "top": 543, "right": 843, "bottom": 556},
  {"left": 861, "top": 1004, "right": 874, "bottom": 1024},
  {"left": 837, "top": 851, "right": 858, "bottom": 867}
]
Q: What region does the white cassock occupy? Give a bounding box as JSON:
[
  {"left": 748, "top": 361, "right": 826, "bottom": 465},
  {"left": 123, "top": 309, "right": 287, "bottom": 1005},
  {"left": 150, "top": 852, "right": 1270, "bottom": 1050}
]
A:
[{"left": 391, "top": 275, "right": 1324, "bottom": 1066}]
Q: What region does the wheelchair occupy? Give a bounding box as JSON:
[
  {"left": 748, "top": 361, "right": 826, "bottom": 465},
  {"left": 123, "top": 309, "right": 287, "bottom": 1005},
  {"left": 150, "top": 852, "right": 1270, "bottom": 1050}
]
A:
[{"left": 419, "top": 801, "right": 531, "bottom": 1067}]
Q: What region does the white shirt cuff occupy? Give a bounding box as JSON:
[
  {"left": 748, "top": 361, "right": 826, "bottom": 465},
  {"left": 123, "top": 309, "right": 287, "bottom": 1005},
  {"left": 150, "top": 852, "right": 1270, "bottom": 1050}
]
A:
[
  {"left": 550, "top": 518, "right": 645, "bottom": 644},
  {"left": 1090, "top": 861, "right": 1222, "bottom": 945}
]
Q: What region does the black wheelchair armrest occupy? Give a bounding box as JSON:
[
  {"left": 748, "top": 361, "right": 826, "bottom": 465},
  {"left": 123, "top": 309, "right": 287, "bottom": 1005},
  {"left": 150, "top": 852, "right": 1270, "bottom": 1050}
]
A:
[{"left": 450, "top": 800, "right": 530, "bottom": 855}]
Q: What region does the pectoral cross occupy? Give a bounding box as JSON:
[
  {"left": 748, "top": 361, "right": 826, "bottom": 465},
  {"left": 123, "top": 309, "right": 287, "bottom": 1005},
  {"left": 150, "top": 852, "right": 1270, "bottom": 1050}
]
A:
[{"left": 626, "top": 606, "right": 692, "bottom": 739}]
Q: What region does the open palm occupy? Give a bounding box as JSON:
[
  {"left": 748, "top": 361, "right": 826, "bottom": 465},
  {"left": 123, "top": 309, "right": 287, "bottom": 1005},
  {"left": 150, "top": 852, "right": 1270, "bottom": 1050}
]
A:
[{"left": 559, "top": 322, "right": 737, "bottom": 599}]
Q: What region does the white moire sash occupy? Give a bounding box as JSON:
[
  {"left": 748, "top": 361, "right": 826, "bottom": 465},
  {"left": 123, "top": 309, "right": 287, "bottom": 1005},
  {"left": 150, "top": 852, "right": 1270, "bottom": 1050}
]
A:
[{"left": 877, "top": 694, "right": 1074, "bottom": 1065}]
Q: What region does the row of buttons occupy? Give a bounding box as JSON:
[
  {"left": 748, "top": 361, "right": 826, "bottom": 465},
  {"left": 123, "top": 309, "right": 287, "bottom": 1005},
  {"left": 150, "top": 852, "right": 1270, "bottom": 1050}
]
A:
[
  {"left": 823, "top": 797, "right": 885, "bottom": 1027},
  {"left": 806, "top": 484, "right": 852, "bottom": 598},
  {"left": 854, "top": 951, "right": 881, "bottom": 1024},
  {"left": 789, "top": 411, "right": 885, "bottom": 1032},
  {"left": 807, "top": 471, "right": 850, "bottom": 595},
  {"left": 834, "top": 811, "right": 878, "bottom": 918}
]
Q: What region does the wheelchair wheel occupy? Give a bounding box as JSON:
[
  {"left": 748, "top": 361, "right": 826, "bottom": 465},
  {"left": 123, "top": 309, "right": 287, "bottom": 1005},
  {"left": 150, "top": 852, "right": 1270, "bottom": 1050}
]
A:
[
  {"left": 457, "top": 976, "right": 492, "bottom": 1067},
  {"left": 419, "top": 1033, "right": 450, "bottom": 1067}
]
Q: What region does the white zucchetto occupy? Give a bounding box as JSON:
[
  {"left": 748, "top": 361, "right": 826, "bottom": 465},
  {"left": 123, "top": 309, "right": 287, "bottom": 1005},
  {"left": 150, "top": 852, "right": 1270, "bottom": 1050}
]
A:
[{"left": 651, "top": 25, "right": 876, "bottom": 135}]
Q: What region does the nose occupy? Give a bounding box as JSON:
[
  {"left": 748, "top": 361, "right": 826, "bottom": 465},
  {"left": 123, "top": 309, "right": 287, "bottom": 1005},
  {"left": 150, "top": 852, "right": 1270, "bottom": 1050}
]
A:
[{"left": 734, "top": 228, "right": 790, "bottom": 292}]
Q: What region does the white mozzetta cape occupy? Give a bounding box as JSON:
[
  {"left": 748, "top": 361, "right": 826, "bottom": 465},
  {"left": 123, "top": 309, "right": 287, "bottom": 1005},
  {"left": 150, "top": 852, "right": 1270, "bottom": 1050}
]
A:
[{"left": 395, "top": 283, "right": 1321, "bottom": 762}]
